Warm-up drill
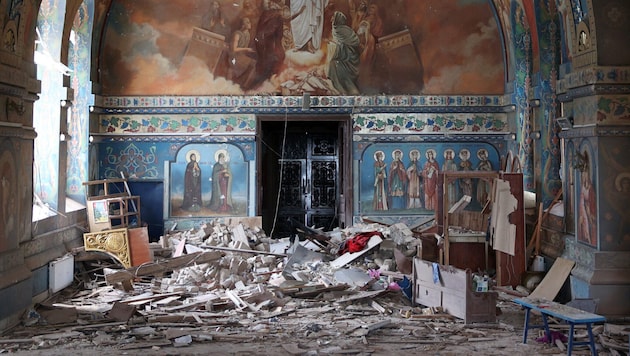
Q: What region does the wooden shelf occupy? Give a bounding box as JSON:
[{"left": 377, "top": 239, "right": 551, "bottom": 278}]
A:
[
  {"left": 84, "top": 179, "right": 141, "bottom": 232},
  {"left": 107, "top": 196, "right": 141, "bottom": 229},
  {"left": 83, "top": 178, "right": 129, "bottom": 201}
]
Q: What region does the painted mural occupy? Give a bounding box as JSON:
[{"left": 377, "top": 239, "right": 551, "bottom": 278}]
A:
[
  {"left": 600, "top": 137, "right": 630, "bottom": 251},
  {"left": 100, "top": 0, "right": 503, "bottom": 96},
  {"left": 168, "top": 143, "right": 248, "bottom": 218},
  {"left": 99, "top": 114, "right": 256, "bottom": 134},
  {"left": 574, "top": 140, "right": 597, "bottom": 248},
  {"left": 358, "top": 142, "right": 500, "bottom": 215},
  {"left": 565, "top": 139, "right": 575, "bottom": 234},
  {"left": 101, "top": 143, "right": 161, "bottom": 180},
  {"left": 66, "top": 1, "right": 95, "bottom": 204}
]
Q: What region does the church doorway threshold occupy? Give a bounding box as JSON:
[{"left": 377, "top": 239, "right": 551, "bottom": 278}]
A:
[{"left": 257, "top": 115, "right": 352, "bottom": 239}]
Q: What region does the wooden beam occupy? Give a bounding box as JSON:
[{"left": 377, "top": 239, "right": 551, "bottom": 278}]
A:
[{"left": 105, "top": 251, "right": 223, "bottom": 284}]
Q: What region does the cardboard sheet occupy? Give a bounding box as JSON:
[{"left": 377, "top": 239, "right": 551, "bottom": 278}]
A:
[
  {"left": 490, "top": 178, "right": 518, "bottom": 255},
  {"left": 530, "top": 257, "right": 575, "bottom": 300}
]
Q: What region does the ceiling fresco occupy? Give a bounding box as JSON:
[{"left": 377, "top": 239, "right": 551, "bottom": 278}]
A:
[{"left": 100, "top": 0, "right": 504, "bottom": 96}]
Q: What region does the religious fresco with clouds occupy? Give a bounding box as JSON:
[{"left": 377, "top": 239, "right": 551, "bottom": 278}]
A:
[{"left": 100, "top": 0, "right": 504, "bottom": 96}]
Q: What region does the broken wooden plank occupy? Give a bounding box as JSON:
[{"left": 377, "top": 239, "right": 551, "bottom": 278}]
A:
[
  {"left": 120, "top": 292, "right": 182, "bottom": 305},
  {"left": 108, "top": 302, "right": 137, "bottom": 322},
  {"left": 128, "top": 227, "right": 153, "bottom": 266},
  {"left": 105, "top": 251, "right": 223, "bottom": 284},
  {"left": 39, "top": 307, "right": 78, "bottom": 325},
  {"left": 371, "top": 301, "right": 387, "bottom": 314},
  {"left": 199, "top": 244, "right": 287, "bottom": 257},
  {"left": 365, "top": 319, "right": 392, "bottom": 332},
  {"left": 334, "top": 289, "right": 388, "bottom": 303},
  {"left": 290, "top": 284, "right": 350, "bottom": 298},
  {"left": 529, "top": 257, "right": 575, "bottom": 300}
]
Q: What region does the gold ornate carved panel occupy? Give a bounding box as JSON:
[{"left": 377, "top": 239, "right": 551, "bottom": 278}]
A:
[{"left": 83, "top": 228, "right": 132, "bottom": 268}]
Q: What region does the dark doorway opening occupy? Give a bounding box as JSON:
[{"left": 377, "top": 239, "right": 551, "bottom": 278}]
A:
[{"left": 258, "top": 116, "right": 350, "bottom": 239}]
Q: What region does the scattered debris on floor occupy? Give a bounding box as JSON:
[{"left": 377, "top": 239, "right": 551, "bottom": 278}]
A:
[{"left": 1, "top": 220, "right": 627, "bottom": 355}]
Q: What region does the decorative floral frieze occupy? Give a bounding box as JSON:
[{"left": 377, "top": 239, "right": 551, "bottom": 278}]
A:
[
  {"left": 352, "top": 113, "right": 508, "bottom": 134},
  {"left": 597, "top": 96, "right": 630, "bottom": 123},
  {"left": 101, "top": 95, "right": 505, "bottom": 109},
  {"left": 558, "top": 67, "right": 630, "bottom": 94},
  {"left": 99, "top": 114, "right": 256, "bottom": 134}
]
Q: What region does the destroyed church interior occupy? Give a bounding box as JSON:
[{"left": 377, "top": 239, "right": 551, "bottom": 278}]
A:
[{"left": 0, "top": 0, "right": 629, "bottom": 354}]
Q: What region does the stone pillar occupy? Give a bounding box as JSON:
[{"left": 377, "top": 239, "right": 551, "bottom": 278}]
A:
[{"left": 555, "top": 0, "right": 630, "bottom": 316}]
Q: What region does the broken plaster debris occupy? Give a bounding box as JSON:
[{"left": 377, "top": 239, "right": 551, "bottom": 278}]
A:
[{"left": 0, "top": 220, "right": 620, "bottom": 355}]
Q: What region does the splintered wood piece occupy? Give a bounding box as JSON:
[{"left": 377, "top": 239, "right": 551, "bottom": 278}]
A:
[
  {"left": 105, "top": 251, "right": 223, "bottom": 284},
  {"left": 365, "top": 319, "right": 393, "bottom": 332},
  {"left": 39, "top": 307, "right": 78, "bottom": 325},
  {"left": 529, "top": 257, "right": 576, "bottom": 300},
  {"left": 128, "top": 227, "right": 153, "bottom": 266},
  {"left": 108, "top": 301, "right": 137, "bottom": 321}
]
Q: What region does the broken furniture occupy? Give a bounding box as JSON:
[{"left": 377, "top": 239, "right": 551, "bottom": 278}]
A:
[
  {"left": 438, "top": 172, "right": 498, "bottom": 265},
  {"left": 83, "top": 228, "right": 132, "bottom": 268},
  {"left": 83, "top": 178, "right": 141, "bottom": 232},
  {"left": 437, "top": 172, "right": 525, "bottom": 287},
  {"left": 413, "top": 258, "right": 497, "bottom": 324},
  {"left": 529, "top": 257, "right": 575, "bottom": 300},
  {"left": 514, "top": 297, "right": 606, "bottom": 356}
]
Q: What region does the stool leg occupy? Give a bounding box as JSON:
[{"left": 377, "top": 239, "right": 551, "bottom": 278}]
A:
[
  {"left": 567, "top": 323, "right": 575, "bottom": 356},
  {"left": 586, "top": 323, "right": 596, "bottom": 356},
  {"left": 523, "top": 308, "right": 531, "bottom": 344},
  {"left": 541, "top": 314, "right": 551, "bottom": 344}
]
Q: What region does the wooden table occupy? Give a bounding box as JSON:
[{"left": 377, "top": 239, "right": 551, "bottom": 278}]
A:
[{"left": 514, "top": 297, "right": 606, "bottom": 356}]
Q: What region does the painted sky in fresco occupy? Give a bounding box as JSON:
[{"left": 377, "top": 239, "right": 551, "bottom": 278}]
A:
[{"left": 100, "top": 0, "right": 504, "bottom": 95}]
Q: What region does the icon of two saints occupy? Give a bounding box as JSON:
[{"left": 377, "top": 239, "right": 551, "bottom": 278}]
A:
[{"left": 181, "top": 149, "right": 233, "bottom": 213}]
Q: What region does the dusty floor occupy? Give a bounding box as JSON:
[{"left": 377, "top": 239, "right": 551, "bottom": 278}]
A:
[
  {"left": 0, "top": 293, "right": 610, "bottom": 356},
  {"left": 1, "top": 222, "right": 625, "bottom": 356}
]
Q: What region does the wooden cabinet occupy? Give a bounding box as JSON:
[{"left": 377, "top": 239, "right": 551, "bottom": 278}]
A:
[
  {"left": 413, "top": 258, "right": 497, "bottom": 323},
  {"left": 440, "top": 171, "right": 498, "bottom": 268},
  {"left": 437, "top": 172, "right": 525, "bottom": 287}
]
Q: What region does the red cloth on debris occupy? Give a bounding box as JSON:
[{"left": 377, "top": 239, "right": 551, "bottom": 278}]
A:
[{"left": 338, "top": 231, "right": 383, "bottom": 255}]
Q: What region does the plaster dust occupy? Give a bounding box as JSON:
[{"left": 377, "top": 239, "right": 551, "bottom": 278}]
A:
[
  {"left": 1, "top": 298, "right": 564, "bottom": 356},
  {"left": 1, "top": 221, "right": 614, "bottom": 355}
]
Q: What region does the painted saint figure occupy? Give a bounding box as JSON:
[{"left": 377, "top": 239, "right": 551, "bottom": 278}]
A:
[
  {"left": 327, "top": 11, "right": 360, "bottom": 95},
  {"left": 442, "top": 149, "right": 458, "bottom": 208},
  {"left": 228, "top": 17, "right": 257, "bottom": 89},
  {"left": 577, "top": 151, "right": 597, "bottom": 245},
  {"left": 182, "top": 151, "right": 202, "bottom": 212},
  {"left": 290, "top": 0, "right": 329, "bottom": 52},
  {"left": 202, "top": 1, "right": 230, "bottom": 38},
  {"left": 459, "top": 148, "right": 473, "bottom": 197},
  {"left": 209, "top": 150, "right": 233, "bottom": 213},
  {"left": 422, "top": 149, "right": 440, "bottom": 211},
  {"left": 253, "top": 0, "right": 287, "bottom": 88},
  {"left": 373, "top": 150, "right": 388, "bottom": 210},
  {"left": 388, "top": 149, "right": 407, "bottom": 209},
  {"left": 475, "top": 148, "right": 493, "bottom": 206},
  {"left": 406, "top": 149, "right": 423, "bottom": 209}
]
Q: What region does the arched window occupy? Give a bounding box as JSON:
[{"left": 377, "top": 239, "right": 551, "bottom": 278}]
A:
[{"left": 33, "top": 0, "right": 94, "bottom": 220}]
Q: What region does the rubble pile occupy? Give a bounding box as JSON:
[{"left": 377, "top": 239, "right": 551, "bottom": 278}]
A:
[{"left": 0, "top": 220, "right": 624, "bottom": 355}]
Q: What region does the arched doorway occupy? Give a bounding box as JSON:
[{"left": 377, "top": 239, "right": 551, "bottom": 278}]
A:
[{"left": 258, "top": 115, "right": 352, "bottom": 238}]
